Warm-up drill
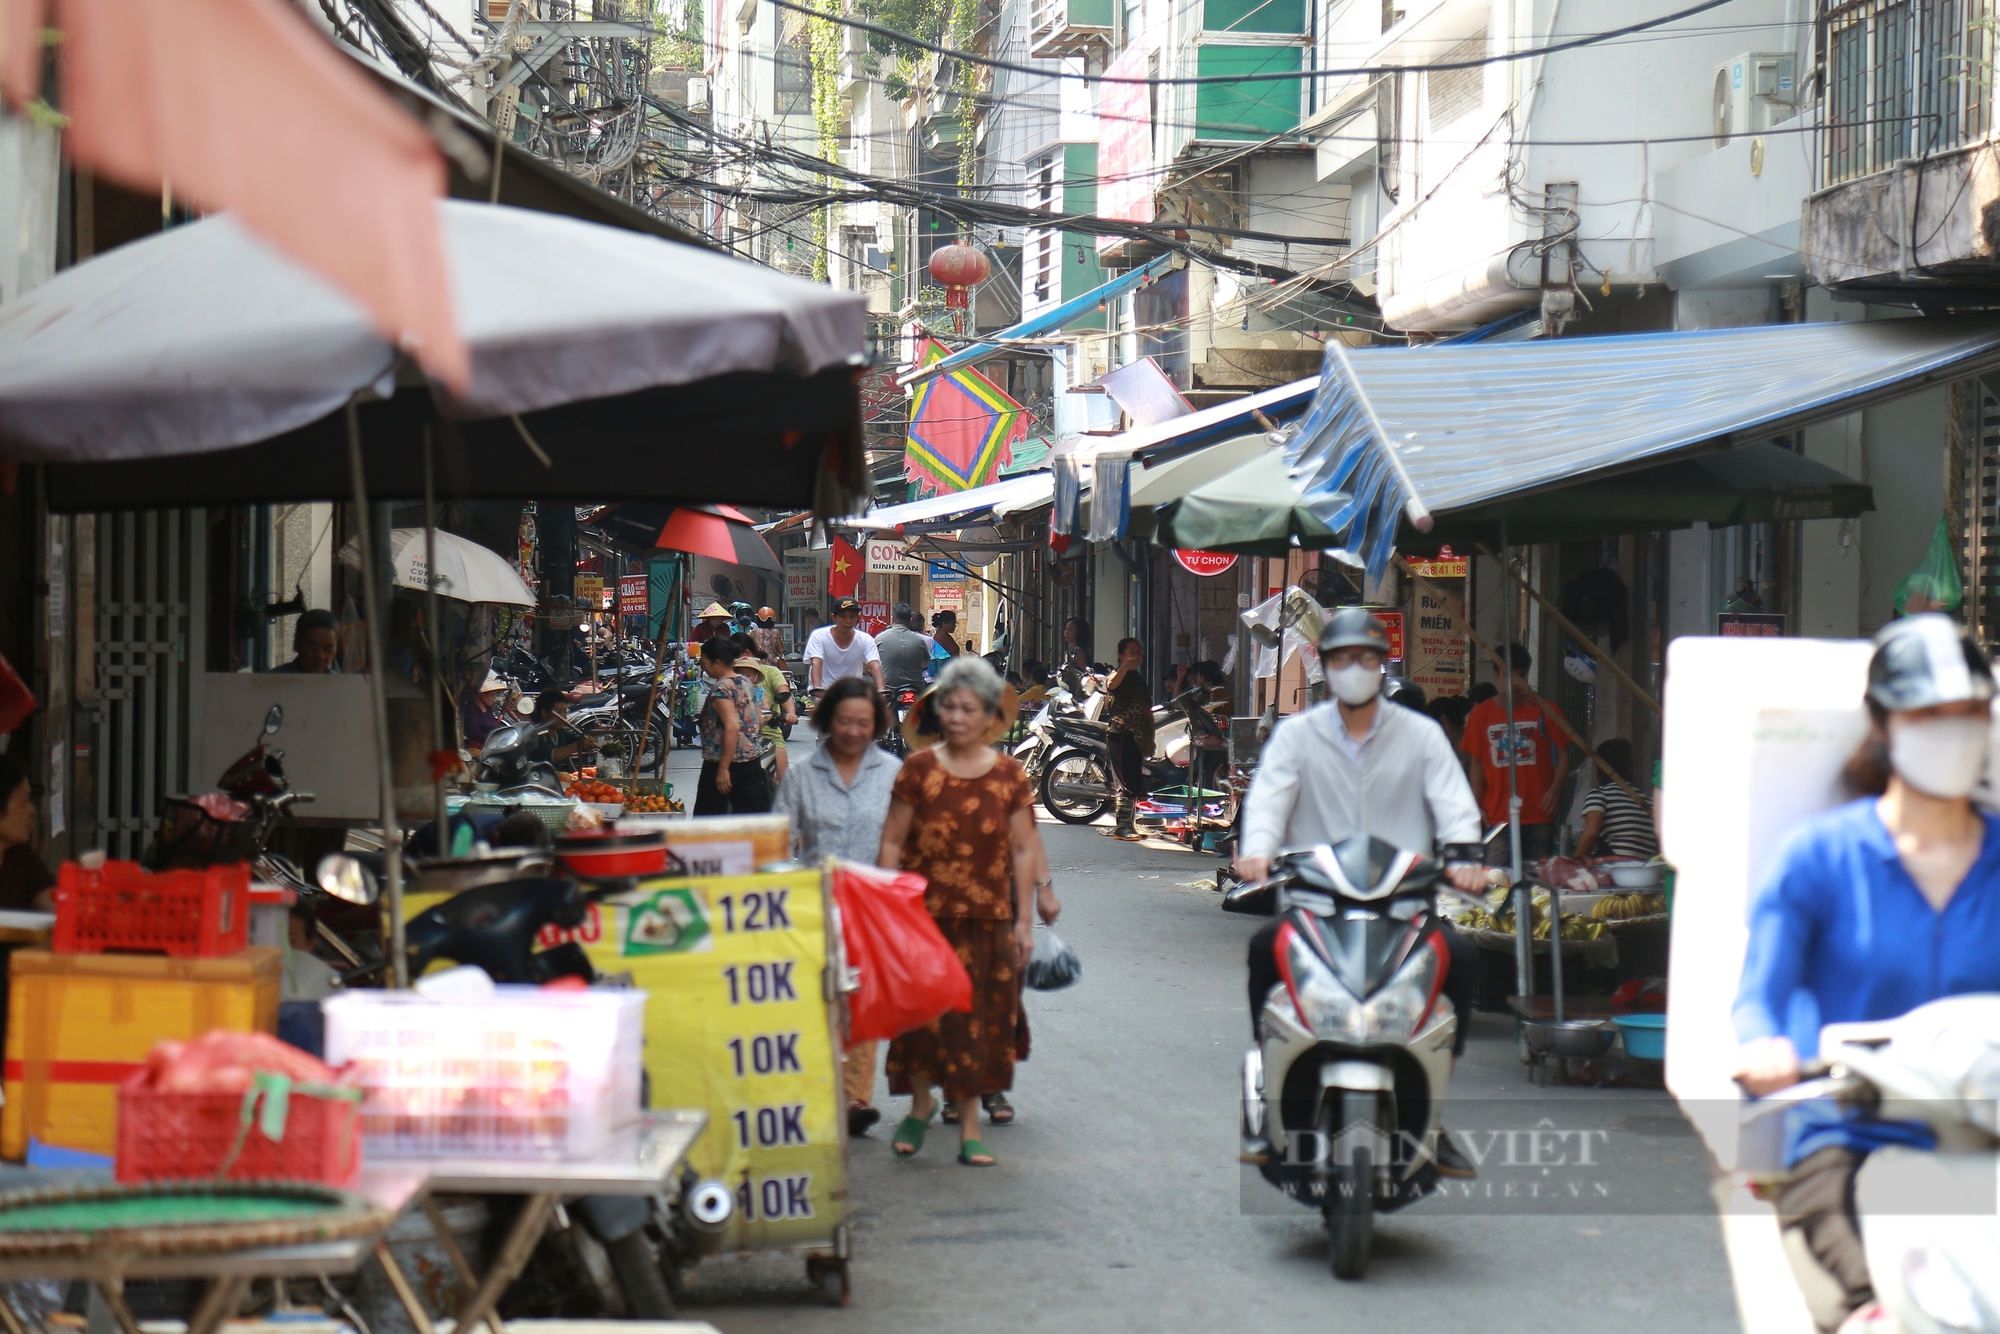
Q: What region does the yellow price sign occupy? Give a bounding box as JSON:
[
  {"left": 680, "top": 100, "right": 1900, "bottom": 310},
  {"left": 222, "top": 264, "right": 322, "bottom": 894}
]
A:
[{"left": 567, "top": 869, "right": 844, "bottom": 1252}]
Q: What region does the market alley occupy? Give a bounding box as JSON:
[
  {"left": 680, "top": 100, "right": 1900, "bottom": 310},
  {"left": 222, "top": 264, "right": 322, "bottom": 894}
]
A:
[{"left": 667, "top": 773, "right": 1743, "bottom": 1332}]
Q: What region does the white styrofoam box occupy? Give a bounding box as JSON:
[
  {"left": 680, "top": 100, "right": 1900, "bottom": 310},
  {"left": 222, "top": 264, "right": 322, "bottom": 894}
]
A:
[
  {"left": 323, "top": 987, "right": 646, "bottom": 1161},
  {"left": 1660, "top": 635, "right": 1873, "bottom": 1171}
]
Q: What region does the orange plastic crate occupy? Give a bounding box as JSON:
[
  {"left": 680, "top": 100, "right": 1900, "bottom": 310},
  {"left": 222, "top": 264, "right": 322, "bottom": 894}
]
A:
[{"left": 53, "top": 861, "right": 250, "bottom": 958}]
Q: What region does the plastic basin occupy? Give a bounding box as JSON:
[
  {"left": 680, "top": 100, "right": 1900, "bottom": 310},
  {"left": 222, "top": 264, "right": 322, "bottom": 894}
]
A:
[{"left": 1613, "top": 1013, "right": 1666, "bottom": 1061}]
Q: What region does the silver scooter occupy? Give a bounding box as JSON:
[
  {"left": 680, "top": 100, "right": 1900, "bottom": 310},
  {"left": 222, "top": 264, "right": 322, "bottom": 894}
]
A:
[{"left": 1225, "top": 836, "right": 1485, "bottom": 1279}]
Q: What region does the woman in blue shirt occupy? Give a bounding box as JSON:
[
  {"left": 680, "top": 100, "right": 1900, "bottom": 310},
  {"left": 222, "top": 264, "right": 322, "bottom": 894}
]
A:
[{"left": 1733, "top": 614, "right": 2000, "bottom": 1331}]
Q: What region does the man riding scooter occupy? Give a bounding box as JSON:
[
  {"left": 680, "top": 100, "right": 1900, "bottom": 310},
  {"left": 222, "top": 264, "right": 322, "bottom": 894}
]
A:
[{"left": 1233, "top": 606, "right": 1489, "bottom": 1179}]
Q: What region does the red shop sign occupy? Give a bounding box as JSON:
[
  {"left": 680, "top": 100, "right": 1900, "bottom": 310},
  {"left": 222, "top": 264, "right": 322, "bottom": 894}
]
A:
[
  {"left": 1374, "top": 610, "right": 1405, "bottom": 660},
  {"left": 617, "top": 573, "right": 649, "bottom": 615},
  {"left": 858, "top": 601, "right": 891, "bottom": 635},
  {"left": 1172, "top": 549, "right": 1238, "bottom": 577}
]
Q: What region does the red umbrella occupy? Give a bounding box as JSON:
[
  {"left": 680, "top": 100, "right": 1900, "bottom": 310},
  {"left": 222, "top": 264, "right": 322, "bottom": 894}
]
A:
[{"left": 652, "top": 504, "right": 782, "bottom": 571}]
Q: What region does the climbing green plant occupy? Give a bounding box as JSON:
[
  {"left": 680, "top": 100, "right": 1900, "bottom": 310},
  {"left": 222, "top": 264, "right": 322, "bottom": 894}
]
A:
[
  {"left": 808, "top": 0, "right": 844, "bottom": 282},
  {"left": 950, "top": 0, "right": 978, "bottom": 188}
]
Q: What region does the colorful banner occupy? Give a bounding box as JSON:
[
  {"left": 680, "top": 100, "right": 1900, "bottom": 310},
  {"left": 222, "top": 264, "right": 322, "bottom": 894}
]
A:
[{"left": 904, "top": 337, "right": 1026, "bottom": 496}]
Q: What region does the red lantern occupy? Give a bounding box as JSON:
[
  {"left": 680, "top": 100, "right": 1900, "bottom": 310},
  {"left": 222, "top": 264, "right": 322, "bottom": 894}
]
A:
[{"left": 928, "top": 243, "right": 990, "bottom": 309}]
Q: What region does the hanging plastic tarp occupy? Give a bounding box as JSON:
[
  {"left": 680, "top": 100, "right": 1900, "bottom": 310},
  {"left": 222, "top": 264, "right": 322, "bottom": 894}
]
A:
[{"left": 1283, "top": 317, "right": 2000, "bottom": 580}]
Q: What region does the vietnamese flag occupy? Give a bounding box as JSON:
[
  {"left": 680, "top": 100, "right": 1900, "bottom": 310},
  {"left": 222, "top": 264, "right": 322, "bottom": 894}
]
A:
[{"left": 828, "top": 537, "right": 862, "bottom": 599}]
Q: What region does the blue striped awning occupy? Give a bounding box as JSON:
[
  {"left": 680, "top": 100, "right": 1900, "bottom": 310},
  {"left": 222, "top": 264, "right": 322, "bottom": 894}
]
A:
[{"left": 1285, "top": 317, "right": 2000, "bottom": 580}]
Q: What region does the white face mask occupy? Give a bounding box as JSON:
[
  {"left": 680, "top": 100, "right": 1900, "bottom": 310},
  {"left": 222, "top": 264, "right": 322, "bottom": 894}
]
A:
[
  {"left": 1888, "top": 715, "right": 1991, "bottom": 799},
  {"left": 1327, "top": 662, "right": 1383, "bottom": 706}
]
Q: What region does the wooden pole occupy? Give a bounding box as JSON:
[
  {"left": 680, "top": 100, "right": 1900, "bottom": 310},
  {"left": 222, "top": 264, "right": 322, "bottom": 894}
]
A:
[{"left": 1474, "top": 542, "right": 1661, "bottom": 717}]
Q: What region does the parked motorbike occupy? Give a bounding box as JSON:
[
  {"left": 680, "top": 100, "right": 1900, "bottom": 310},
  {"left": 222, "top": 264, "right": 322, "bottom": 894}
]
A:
[
  {"left": 474, "top": 720, "right": 567, "bottom": 796},
  {"left": 1225, "top": 835, "right": 1484, "bottom": 1279},
  {"left": 1035, "top": 692, "right": 1191, "bottom": 825},
  {"left": 1740, "top": 994, "right": 2000, "bottom": 1334},
  {"left": 145, "top": 704, "right": 316, "bottom": 886}
]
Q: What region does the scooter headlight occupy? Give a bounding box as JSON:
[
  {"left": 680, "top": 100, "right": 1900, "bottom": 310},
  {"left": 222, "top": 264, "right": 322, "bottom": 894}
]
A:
[
  {"left": 1283, "top": 929, "right": 1365, "bottom": 1043},
  {"left": 1362, "top": 939, "right": 1442, "bottom": 1045}
]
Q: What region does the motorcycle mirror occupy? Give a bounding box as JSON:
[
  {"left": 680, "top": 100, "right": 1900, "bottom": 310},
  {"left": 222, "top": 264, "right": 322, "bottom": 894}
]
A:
[
  {"left": 1247, "top": 622, "right": 1281, "bottom": 649},
  {"left": 263, "top": 704, "right": 284, "bottom": 735},
  {"left": 516, "top": 696, "right": 537, "bottom": 717},
  {"left": 315, "top": 853, "right": 380, "bottom": 906}
]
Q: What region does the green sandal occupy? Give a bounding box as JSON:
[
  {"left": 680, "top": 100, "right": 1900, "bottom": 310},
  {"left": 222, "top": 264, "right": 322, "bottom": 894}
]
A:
[
  {"left": 892, "top": 1114, "right": 930, "bottom": 1158},
  {"left": 958, "top": 1138, "right": 995, "bottom": 1167}
]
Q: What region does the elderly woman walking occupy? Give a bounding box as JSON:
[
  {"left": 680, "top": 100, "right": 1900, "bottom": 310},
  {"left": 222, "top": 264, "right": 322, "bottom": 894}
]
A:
[
  {"left": 774, "top": 677, "right": 901, "bottom": 1136},
  {"left": 879, "top": 656, "right": 1049, "bottom": 1167}
]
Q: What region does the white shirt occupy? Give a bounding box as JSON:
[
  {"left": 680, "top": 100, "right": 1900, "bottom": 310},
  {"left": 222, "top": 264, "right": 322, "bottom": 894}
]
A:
[
  {"left": 805, "top": 625, "right": 880, "bottom": 685},
  {"left": 1241, "top": 699, "right": 1481, "bottom": 861}
]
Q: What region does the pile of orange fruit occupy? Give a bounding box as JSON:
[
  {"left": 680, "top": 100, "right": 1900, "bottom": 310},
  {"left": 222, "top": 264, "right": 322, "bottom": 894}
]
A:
[
  {"left": 565, "top": 779, "right": 625, "bottom": 805},
  {"left": 625, "top": 792, "right": 678, "bottom": 814}
]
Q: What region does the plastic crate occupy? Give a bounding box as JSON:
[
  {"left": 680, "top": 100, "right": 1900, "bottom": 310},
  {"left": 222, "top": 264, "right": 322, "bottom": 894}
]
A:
[
  {"left": 53, "top": 861, "right": 250, "bottom": 959},
  {"left": 322, "top": 988, "right": 644, "bottom": 1161},
  {"left": 115, "top": 1070, "right": 362, "bottom": 1185}
]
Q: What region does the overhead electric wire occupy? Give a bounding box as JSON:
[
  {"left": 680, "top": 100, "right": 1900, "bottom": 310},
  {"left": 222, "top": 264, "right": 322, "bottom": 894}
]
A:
[{"left": 766, "top": 0, "right": 1746, "bottom": 84}]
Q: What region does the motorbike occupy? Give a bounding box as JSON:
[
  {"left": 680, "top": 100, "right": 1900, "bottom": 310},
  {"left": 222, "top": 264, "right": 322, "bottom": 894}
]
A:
[
  {"left": 1225, "top": 835, "right": 1483, "bottom": 1279},
  {"left": 1034, "top": 688, "right": 1194, "bottom": 826},
  {"left": 146, "top": 704, "right": 316, "bottom": 887},
  {"left": 314, "top": 855, "right": 735, "bottom": 1319},
  {"left": 474, "top": 720, "right": 567, "bottom": 796},
  {"left": 879, "top": 686, "right": 920, "bottom": 758},
  {"left": 1740, "top": 994, "right": 2000, "bottom": 1334}
]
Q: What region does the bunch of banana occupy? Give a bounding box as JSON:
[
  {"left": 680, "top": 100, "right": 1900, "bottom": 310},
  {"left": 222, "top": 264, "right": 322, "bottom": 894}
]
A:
[
  {"left": 1591, "top": 892, "right": 1667, "bottom": 920},
  {"left": 1560, "top": 916, "right": 1607, "bottom": 941}
]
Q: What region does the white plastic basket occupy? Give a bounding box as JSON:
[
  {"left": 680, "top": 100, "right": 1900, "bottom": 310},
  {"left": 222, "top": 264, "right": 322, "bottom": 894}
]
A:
[{"left": 323, "top": 987, "right": 646, "bottom": 1160}]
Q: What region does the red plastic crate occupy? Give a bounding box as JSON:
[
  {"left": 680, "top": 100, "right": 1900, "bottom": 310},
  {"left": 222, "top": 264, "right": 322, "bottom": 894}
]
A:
[
  {"left": 53, "top": 860, "right": 250, "bottom": 958},
  {"left": 115, "top": 1070, "right": 362, "bottom": 1185}
]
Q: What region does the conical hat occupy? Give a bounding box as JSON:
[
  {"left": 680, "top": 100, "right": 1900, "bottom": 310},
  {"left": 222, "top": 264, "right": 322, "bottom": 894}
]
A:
[
  {"left": 696, "top": 601, "right": 732, "bottom": 620},
  {"left": 900, "top": 681, "right": 1022, "bottom": 750}
]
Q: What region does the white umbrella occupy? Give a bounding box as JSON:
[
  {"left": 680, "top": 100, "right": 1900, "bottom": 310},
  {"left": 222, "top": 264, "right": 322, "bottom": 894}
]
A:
[
  {"left": 338, "top": 529, "right": 535, "bottom": 605},
  {"left": 0, "top": 199, "right": 867, "bottom": 464}
]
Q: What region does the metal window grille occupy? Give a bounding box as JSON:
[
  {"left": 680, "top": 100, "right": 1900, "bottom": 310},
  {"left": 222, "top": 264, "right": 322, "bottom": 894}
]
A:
[
  {"left": 93, "top": 511, "right": 207, "bottom": 860},
  {"left": 1964, "top": 379, "right": 2000, "bottom": 644},
  {"left": 1823, "top": 0, "right": 1994, "bottom": 185}
]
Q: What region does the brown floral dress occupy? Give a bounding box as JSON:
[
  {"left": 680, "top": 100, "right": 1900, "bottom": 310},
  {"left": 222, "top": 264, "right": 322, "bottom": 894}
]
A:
[{"left": 884, "top": 748, "right": 1032, "bottom": 1103}]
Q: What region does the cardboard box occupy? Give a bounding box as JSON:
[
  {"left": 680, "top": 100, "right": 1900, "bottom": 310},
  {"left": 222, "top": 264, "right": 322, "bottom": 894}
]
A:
[{"left": 2, "top": 947, "right": 282, "bottom": 1158}]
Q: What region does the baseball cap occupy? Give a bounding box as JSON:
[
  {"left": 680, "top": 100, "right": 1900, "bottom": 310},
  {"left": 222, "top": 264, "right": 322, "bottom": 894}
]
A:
[{"left": 832, "top": 597, "right": 861, "bottom": 615}]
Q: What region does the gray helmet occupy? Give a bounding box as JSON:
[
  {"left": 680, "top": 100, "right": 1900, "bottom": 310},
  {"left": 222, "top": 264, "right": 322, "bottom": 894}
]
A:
[
  {"left": 1867, "top": 614, "right": 1994, "bottom": 712},
  {"left": 1317, "top": 606, "right": 1391, "bottom": 657}
]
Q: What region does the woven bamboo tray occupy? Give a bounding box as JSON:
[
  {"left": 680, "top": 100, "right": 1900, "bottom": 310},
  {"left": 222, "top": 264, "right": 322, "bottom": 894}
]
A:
[{"left": 0, "top": 1181, "right": 392, "bottom": 1259}]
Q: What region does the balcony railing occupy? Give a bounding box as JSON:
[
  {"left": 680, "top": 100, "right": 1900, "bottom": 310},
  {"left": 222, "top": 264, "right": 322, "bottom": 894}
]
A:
[
  {"left": 1029, "top": 0, "right": 1114, "bottom": 59},
  {"left": 1823, "top": 0, "right": 1997, "bottom": 184}
]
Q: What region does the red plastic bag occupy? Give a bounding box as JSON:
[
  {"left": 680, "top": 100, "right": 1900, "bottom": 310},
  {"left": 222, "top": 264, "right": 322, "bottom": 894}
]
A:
[{"left": 831, "top": 861, "right": 972, "bottom": 1042}]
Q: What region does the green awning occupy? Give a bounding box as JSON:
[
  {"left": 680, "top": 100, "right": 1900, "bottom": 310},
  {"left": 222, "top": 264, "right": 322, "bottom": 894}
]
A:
[{"left": 1154, "top": 441, "right": 1872, "bottom": 555}]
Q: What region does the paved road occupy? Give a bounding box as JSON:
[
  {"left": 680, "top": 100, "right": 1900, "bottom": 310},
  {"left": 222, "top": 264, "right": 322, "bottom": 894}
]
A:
[{"left": 660, "top": 736, "right": 1742, "bottom": 1332}]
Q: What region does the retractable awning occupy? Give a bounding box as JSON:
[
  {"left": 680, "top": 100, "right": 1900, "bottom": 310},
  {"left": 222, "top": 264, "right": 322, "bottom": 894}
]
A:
[
  {"left": 843, "top": 471, "right": 1055, "bottom": 531},
  {"left": 1286, "top": 317, "right": 2000, "bottom": 578}
]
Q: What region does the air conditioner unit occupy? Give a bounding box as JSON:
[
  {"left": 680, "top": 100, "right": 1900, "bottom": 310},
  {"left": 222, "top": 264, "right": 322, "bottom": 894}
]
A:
[
  {"left": 1712, "top": 52, "right": 1795, "bottom": 149},
  {"left": 686, "top": 76, "right": 711, "bottom": 112}
]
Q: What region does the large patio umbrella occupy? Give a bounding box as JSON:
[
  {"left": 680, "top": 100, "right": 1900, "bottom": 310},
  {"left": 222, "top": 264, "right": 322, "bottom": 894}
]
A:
[
  {"left": 3, "top": 200, "right": 869, "bottom": 516},
  {"left": 338, "top": 529, "right": 537, "bottom": 605},
  {"left": 592, "top": 503, "right": 783, "bottom": 571},
  {"left": 4, "top": 201, "right": 869, "bottom": 989}
]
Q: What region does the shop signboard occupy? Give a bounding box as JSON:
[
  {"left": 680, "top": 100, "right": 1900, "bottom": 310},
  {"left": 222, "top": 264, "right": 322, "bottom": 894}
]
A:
[
  {"left": 1372, "top": 610, "right": 1405, "bottom": 660},
  {"left": 617, "top": 573, "right": 648, "bottom": 616},
  {"left": 1172, "top": 549, "right": 1238, "bottom": 577},
  {"left": 928, "top": 584, "right": 965, "bottom": 613},
  {"left": 927, "top": 559, "right": 968, "bottom": 582},
  {"left": 783, "top": 551, "right": 823, "bottom": 612},
  {"left": 858, "top": 601, "right": 891, "bottom": 635},
  {"left": 1407, "top": 545, "right": 1468, "bottom": 579},
  {"left": 575, "top": 573, "right": 606, "bottom": 610},
  {"left": 1717, "top": 612, "right": 1786, "bottom": 637},
  {"left": 864, "top": 539, "right": 924, "bottom": 576},
  {"left": 1407, "top": 582, "right": 1468, "bottom": 697}
]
